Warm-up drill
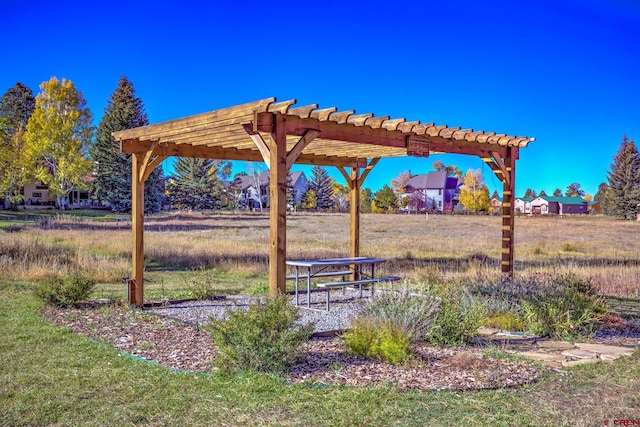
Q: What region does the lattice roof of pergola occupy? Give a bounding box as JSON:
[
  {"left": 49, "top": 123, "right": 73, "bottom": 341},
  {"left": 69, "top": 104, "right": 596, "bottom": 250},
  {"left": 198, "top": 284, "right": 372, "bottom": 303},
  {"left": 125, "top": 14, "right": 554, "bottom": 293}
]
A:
[{"left": 113, "top": 97, "right": 534, "bottom": 167}]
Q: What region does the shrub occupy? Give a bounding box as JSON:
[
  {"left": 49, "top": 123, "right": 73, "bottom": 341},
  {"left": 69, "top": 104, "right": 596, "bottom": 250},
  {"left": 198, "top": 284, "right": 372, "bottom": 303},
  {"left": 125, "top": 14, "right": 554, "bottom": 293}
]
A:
[
  {"left": 184, "top": 277, "right": 217, "bottom": 300},
  {"left": 35, "top": 273, "right": 96, "bottom": 307},
  {"left": 426, "top": 288, "right": 486, "bottom": 347},
  {"left": 343, "top": 288, "right": 439, "bottom": 363},
  {"left": 360, "top": 288, "right": 440, "bottom": 342},
  {"left": 521, "top": 275, "right": 607, "bottom": 340},
  {"left": 205, "top": 295, "right": 313, "bottom": 373},
  {"left": 483, "top": 311, "right": 525, "bottom": 331},
  {"left": 343, "top": 318, "right": 410, "bottom": 364}
]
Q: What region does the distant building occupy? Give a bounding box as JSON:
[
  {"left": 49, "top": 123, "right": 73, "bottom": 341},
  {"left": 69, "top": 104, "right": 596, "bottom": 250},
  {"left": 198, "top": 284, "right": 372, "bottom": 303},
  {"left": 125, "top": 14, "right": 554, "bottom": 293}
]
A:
[
  {"left": 490, "top": 195, "right": 503, "bottom": 214},
  {"left": 514, "top": 197, "right": 534, "bottom": 214},
  {"left": 515, "top": 195, "right": 588, "bottom": 215},
  {"left": 229, "top": 170, "right": 308, "bottom": 210},
  {"left": 402, "top": 171, "right": 463, "bottom": 213},
  {"left": 8, "top": 176, "right": 103, "bottom": 210}
]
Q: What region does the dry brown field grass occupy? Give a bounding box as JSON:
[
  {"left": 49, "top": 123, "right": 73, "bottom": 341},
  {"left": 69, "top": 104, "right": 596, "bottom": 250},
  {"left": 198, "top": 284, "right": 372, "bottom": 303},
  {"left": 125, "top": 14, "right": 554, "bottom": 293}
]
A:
[{"left": 1, "top": 211, "right": 639, "bottom": 299}]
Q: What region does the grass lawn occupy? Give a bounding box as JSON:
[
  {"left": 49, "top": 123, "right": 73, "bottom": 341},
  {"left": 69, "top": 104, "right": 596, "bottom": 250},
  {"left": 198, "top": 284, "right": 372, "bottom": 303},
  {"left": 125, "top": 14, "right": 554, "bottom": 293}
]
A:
[{"left": 1, "top": 281, "right": 639, "bottom": 426}]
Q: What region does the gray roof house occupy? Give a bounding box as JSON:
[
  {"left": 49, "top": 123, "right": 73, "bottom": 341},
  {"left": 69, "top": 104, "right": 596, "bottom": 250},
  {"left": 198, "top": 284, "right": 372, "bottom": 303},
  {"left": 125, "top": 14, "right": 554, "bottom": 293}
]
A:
[{"left": 403, "top": 171, "right": 463, "bottom": 213}]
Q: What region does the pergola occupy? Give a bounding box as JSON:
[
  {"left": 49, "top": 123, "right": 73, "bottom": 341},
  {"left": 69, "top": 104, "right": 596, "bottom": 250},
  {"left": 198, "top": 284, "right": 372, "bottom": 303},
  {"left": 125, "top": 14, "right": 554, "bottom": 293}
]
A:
[{"left": 113, "top": 97, "right": 534, "bottom": 307}]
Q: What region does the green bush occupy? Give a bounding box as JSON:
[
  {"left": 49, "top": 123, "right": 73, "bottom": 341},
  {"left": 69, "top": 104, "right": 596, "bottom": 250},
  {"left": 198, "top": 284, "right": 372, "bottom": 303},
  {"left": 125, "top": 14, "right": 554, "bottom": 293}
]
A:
[
  {"left": 35, "top": 273, "right": 96, "bottom": 307},
  {"left": 343, "top": 318, "right": 410, "bottom": 364},
  {"left": 426, "top": 288, "right": 486, "bottom": 347},
  {"left": 184, "top": 278, "right": 217, "bottom": 300},
  {"left": 483, "top": 311, "right": 525, "bottom": 331},
  {"left": 360, "top": 288, "right": 440, "bottom": 342},
  {"left": 521, "top": 275, "right": 607, "bottom": 340},
  {"left": 205, "top": 295, "right": 313, "bottom": 373},
  {"left": 343, "top": 288, "right": 439, "bottom": 364}
]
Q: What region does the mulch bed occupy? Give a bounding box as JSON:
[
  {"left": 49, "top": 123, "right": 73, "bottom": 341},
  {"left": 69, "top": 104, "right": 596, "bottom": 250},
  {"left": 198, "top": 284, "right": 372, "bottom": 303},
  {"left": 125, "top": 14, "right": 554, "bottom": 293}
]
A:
[
  {"left": 44, "top": 301, "right": 543, "bottom": 391},
  {"left": 43, "top": 302, "right": 640, "bottom": 391}
]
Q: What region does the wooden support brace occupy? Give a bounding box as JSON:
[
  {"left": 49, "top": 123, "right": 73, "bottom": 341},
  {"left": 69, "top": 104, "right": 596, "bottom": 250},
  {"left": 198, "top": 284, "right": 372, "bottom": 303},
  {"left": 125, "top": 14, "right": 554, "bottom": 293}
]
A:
[
  {"left": 286, "top": 129, "right": 320, "bottom": 168},
  {"left": 489, "top": 151, "right": 511, "bottom": 186},
  {"left": 242, "top": 122, "right": 271, "bottom": 166}
]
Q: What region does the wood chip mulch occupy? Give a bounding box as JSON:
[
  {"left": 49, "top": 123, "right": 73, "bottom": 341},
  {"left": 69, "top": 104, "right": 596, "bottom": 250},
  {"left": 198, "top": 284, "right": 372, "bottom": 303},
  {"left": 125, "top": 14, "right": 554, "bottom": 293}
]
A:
[{"left": 43, "top": 303, "right": 541, "bottom": 391}]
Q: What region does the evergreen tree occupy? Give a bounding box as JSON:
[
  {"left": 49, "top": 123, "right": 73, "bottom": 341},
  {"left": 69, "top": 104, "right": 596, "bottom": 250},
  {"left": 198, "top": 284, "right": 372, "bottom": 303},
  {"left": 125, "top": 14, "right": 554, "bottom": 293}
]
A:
[
  {"left": 523, "top": 188, "right": 536, "bottom": 198},
  {"left": 565, "top": 182, "right": 585, "bottom": 197},
  {"left": 373, "top": 184, "right": 396, "bottom": 212},
  {"left": 0, "top": 82, "right": 35, "bottom": 208},
  {"left": 606, "top": 135, "right": 640, "bottom": 219},
  {"left": 310, "top": 165, "right": 333, "bottom": 210},
  {"left": 539, "top": 189, "right": 548, "bottom": 197},
  {"left": 360, "top": 187, "right": 372, "bottom": 213},
  {"left": 166, "top": 157, "right": 231, "bottom": 210},
  {"left": 92, "top": 76, "right": 164, "bottom": 213},
  {"left": 553, "top": 188, "right": 563, "bottom": 197},
  {"left": 594, "top": 182, "right": 614, "bottom": 215}
]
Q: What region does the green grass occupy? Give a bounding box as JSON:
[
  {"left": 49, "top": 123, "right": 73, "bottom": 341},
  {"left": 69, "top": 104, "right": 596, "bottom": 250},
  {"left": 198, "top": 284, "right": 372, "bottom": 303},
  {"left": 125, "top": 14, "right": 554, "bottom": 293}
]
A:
[{"left": 2, "top": 281, "right": 639, "bottom": 426}]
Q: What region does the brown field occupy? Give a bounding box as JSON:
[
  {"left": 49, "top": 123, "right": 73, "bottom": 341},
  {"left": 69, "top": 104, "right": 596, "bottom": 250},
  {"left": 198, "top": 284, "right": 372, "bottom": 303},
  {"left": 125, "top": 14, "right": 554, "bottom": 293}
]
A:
[{"left": 1, "top": 211, "right": 639, "bottom": 299}]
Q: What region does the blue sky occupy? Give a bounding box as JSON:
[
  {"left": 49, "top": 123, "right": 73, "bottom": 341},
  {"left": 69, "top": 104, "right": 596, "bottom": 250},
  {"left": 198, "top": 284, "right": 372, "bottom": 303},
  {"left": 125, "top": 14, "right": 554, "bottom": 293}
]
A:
[{"left": 2, "top": 0, "right": 639, "bottom": 197}]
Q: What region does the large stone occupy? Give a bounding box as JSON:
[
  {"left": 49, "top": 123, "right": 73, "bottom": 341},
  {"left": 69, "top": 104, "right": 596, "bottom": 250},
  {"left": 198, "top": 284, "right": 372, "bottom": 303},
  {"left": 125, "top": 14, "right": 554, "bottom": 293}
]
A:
[
  {"left": 575, "top": 343, "right": 636, "bottom": 358},
  {"left": 561, "top": 349, "right": 598, "bottom": 359},
  {"left": 536, "top": 341, "right": 576, "bottom": 352},
  {"left": 477, "top": 327, "right": 499, "bottom": 336}
]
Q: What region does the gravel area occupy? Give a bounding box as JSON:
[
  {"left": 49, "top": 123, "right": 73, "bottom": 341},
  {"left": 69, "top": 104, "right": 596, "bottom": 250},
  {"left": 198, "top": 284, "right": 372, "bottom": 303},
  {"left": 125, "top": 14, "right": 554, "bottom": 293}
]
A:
[{"left": 145, "top": 288, "right": 372, "bottom": 333}]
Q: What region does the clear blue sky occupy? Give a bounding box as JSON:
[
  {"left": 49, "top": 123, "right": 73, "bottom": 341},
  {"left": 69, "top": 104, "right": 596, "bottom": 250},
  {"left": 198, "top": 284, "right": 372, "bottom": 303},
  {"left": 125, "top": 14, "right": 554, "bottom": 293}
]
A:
[{"left": 2, "top": 0, "right": 639, "bottom": 197}]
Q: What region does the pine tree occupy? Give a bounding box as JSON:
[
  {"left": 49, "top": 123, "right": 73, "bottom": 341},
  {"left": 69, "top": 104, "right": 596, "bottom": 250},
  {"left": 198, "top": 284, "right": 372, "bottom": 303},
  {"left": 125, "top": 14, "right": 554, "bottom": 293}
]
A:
[
  {"left": 360, "top": 188, "right": 372, "bottom": 213},
  {"left": 0, "top": 82, "right": 35, "bottom": 208},
  {"left": 606, "top": 135, "right": 640, "bottom": 219},
  {"left": 92, "top": 76, "right": 164, "bottom": 213},
  {"left": 166, "top": 157, "right": 231, "bottom": 210},
  {"left": 373, "top": 184, "right": 397, "bottom": 212},
  {"left": 310, "top": 165, "right": 333, "bottom": 210},
  {"left": 565, "top": 182, "right": 585, "bottom": 197}
]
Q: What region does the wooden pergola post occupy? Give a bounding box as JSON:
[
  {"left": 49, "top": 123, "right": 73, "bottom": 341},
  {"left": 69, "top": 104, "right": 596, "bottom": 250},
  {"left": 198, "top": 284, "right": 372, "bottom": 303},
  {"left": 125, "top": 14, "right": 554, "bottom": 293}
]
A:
[
  {"left": 349, "top": 166, "right": 360, "bottom": 260},
  {"left": 269, "top": 114, "right": 288, "bottom": 296},
  {"left": 501, "top": 147, "right": 517, "bottom": 276},
  {"left": 131, "top": 153, "right": 145, "bottom": 306}
]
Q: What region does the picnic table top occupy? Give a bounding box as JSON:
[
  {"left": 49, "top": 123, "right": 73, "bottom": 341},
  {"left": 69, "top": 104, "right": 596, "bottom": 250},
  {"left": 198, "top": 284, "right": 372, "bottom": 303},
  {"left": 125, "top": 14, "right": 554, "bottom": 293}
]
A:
[{"left": 285, "top": 257, "right": 387, "bottom": 268}]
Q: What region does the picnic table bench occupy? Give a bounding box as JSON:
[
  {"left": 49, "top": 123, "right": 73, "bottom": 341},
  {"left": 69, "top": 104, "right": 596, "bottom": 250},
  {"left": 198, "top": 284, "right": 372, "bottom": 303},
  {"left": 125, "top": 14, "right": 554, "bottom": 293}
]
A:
[{"left": 286, "top": 257, "right": 401, "bottom": 311}]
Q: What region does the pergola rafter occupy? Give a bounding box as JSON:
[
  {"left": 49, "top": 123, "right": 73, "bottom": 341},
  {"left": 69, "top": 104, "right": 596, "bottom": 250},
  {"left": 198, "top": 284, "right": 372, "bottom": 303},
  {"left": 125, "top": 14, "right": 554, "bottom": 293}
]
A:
[{"left": 114, "top": 97, "right": 534, "bottom": 306}]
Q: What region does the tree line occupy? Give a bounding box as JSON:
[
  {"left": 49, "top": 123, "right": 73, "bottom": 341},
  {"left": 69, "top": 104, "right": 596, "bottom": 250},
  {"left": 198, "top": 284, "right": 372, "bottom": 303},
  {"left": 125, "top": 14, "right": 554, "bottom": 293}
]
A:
[{"left": 2, "top": 78, "right": 637, "bottom": 218}]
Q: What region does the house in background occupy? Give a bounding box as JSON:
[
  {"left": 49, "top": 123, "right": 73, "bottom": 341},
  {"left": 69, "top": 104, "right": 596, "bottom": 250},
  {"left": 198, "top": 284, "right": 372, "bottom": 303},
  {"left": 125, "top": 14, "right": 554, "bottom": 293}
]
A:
[
  {"left": 490, "top": 195, "right": 502, "bottom": 214},
  {"left": 402, "top": 171, "right": 463, "bottom": 213},
  {"left": 514, "top": 197, "right": 534, "bottom": 214},
  {"left": 8, "top": 176, "right": 102, "bottom": 210},
  {"left": 230, "top": 170, "right": 308, "bottom": 210},
  {"left": 531, "top": 196, "right": 588, "bottom": 215}
]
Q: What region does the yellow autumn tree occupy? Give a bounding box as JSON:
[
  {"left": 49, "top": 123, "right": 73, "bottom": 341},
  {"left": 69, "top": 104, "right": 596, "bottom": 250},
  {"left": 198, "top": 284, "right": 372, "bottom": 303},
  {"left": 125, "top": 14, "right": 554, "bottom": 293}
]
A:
[
  {"left": 459, "top": 168, "right": 490, "bottom": 212},
  {"left": 24, "top": 77, "right": 94, "bottom": 209}
]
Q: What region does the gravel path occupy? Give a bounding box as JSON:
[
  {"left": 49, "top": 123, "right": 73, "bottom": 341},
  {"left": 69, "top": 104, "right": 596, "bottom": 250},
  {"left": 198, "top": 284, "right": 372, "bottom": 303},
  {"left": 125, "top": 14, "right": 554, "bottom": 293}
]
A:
[{"left": 145, "top": 288, "right": 372, "bottom": 333}]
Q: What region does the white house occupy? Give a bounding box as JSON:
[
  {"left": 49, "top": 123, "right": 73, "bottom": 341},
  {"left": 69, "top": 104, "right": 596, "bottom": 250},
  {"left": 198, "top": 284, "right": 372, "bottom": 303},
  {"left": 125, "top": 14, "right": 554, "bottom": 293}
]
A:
[
  {"left": 230, "top": 170, "right": 309, "bottom": 209},
  {"left": 514, "top": 197, "right": 534, "bottom": 214},
  {"left": 402, "top": 171, "right": 463, "bottom": 213}
]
